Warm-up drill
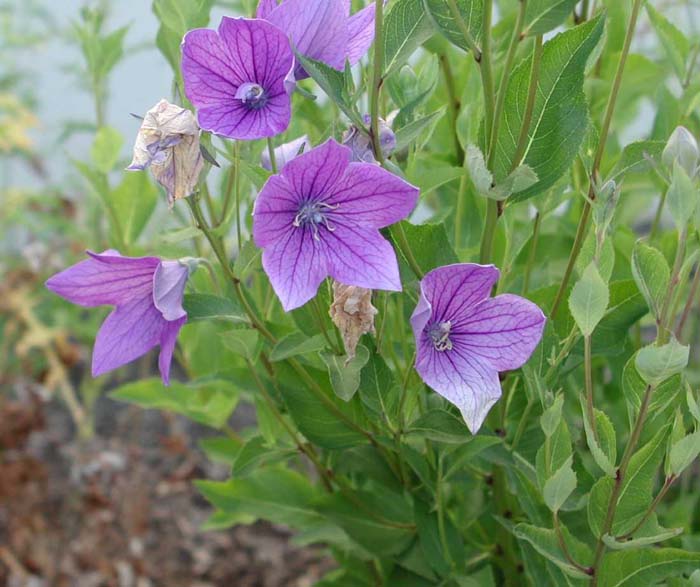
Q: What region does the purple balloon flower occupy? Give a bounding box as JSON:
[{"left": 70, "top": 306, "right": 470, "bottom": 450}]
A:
[
  {"left": 253, "top": 138, "right": 418, "bottom": 311},
  {"left": 46, "top": 251, "right": 190, "bottom": 385},
  {"left": 181, "top": 17, "right": 294, "bottom": 140},
  {"left": 256, "top": 0, "right": 378, "bottom": 78},
  {"left": 410, "top": 264, "right": 545, "bottom": 433}
]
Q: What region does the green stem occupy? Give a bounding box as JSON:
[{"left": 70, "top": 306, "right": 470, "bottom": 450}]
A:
[
  {"left": 554, "top": 512, "right": 593, "bottom": 574},
  {"left": 590, "top": 383, "right": 654, "bottom": 585},
  {"left": 617, "top": 475, "right": 676, "bottom": 540},
  {"left": 551, "top": 200, "right": 592, "bottom": 318},
  {"left": 584, "top": 335, "right": 598, "bottom": 440},
  {"left": 677, "top": 261, "right": 700, "bottom": 340},
  {"left": 511, "top": 35, "right": 544, "bottom": 172},
  {"left": 266, "top": 137, "right": 278, "bottom": 173},
  {"left": 480, "top": 0, "right": 496, "bottom": 154},
  {"left": 394, "top": 223, "right": 424, "bottom": 278},
  {"left": 479, "top": 199, "right": 499, "bottom": 264},
  {"left": 436, "top": 455, "right": 455, "bottom": 569},
  {"left": 650, "top": 187, "right": 668, "bottom": 241},
  {"left": 552, "top": 0, "right": 643, "bottom": 318},
  {"left": 370, "top": 0, "right": 385, "bottom": 164},
  {"left": 454, "top": 158, "right": 468, "bottom": 250},
  {"left": 658, "top": 227, "right": 688, "bottom": 344},
  {"left": 487, "top": 0, "right": 528, "bottom": 170},
  {"left": 440, "top": 52, "right": 464, "bottom": 163},
  {"left": 521, "top": 211, "right": 541, "bottom": 294},
  {"left": 445, "top": 0, "right": 482, "bottom": 60}
]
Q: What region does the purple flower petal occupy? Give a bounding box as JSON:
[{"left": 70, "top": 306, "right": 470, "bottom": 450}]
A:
[
  {"left": 451, "top": 294, "right": 546, "bottom": 372},
  {"left": 92, "top": 297, "right": 165, "bottom": 377},
  {"left": 261, "top": 227, "right": 328, "bottom": 311},
  {"left": 45, "top": 250, "right": 159, "bottom": 307},
  {"left": 346, "top": 2, "right": 377, "bottom": 64},
  {"left": 159, "top": 316, "right": 187, "bottom": 385},
  {"left": 261, "top": 134, "right": 310, "bottom": 171},
  {"left": 256, "top": 0, "right": 280, "bottom": 19},
  {"left": 324, "top": 223, "right": 402, "bottom": 291},
  {"left": 280, "top": 138, "right": 351, "bottom": 199},
  {"left": 411, "top": 263, "right": 545, "bottom": 434},
  {"left": 328, "top": 161, "right": 418, "bottom": 227},
  {"left": 181, "top": 17, "right": 294, "bottom": 140},
  {"left": 253, "top": 175, "right": 300, "bottom": 247},
  {"left": 153, "top": 261, "right": 189, "bottom": 321},
  {"left": 254, "top": 139, "right": 418, "bottom": 311},
  {"left": 415, "top": 344, "right": 502, "bottom": 434},
  {"left": 266, "top": 0, "right": 348, "bottom": 74}
]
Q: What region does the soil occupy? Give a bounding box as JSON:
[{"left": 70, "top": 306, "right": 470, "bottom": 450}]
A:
[{"left": 0, "top": 392, "right": 333, "bottom": 587}]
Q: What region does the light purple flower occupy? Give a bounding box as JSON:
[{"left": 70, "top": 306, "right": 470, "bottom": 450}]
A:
[
  {"left": 261, "top": 134, "right": 310, "bottom": 171},
  {"left": 46, "top": 251, "right": 189, "bottom": 385},
  {"left": 411, "top": 264, "right": 545, "bottom": 433},
  {"left": 342, "top": 115, "right": 396, "bottom": 163},
  {"left": 253, "top": 138, "right": 418, "bottom": 311},
  {"left": 181, "top": 17, "right": 294, "bottom": 140},
  {"left": 256, "top": 0, "right": 378, "bottom": 78}
]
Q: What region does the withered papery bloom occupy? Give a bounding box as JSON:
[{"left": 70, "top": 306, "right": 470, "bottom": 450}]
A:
[
  {"left": 128, "top": 99, "right": 203, "bottom": 207},
  {"left": 329, "top": 281, "right": 378, "bottom": 361}
]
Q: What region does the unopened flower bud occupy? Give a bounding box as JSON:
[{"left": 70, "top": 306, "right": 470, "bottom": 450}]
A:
[
  {"left": 329, "top": 281, "right": 378, "bottom": 362},
  {"left": 663, "top": 126, "right": 699, "bottom": 177},
  {"left": 342, "top": 115, "right": 396, "bottom": 163},
  {"left": 128, "top": 99, "right": 204, "bottom": 208},
  {"left": 261, "top": 135, "right": 310, "bottom": 171}
]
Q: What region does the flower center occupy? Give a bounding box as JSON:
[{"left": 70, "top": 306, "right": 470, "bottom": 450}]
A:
[
  {"left": 235, "top": 83, "right": 267, "bottom": 110},
  {"left": 293, "top": 200, "right": 340, "bottom": 241},
  {"left": 428, "top": 321, "right": 453, "bottom": 352}
]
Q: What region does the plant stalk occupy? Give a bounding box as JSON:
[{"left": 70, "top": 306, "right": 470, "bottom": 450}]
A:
[{"left": 370, "top": 0, "right": 385, "bottom": 164}]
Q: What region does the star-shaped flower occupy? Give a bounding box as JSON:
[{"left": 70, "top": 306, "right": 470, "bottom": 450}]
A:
[
  {"left": 253, "top": 138, "right": 418, "bottom": 311},
  {"left": 181, "top": 17, "right": 294, "bottom": 140},
  {"left": 46, "top": 251, "right": 190, "bottom": 385},
  {"left": 410, "top": 264, "right": 546, "bottom": 433},
  {"left": 256, "top": 0, "right": 379, "bottom": 78}
]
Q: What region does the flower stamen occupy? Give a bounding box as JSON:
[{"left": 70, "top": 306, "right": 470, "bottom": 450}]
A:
[
  {"left": 429, "top": 321, "right": 453, "bottom": 352},
  {"left": 293, "top": 201, "right": 340, "bottom": 240}
]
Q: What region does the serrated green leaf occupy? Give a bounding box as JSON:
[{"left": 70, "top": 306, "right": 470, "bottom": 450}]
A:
[
  {"left": 569, "top": 262, "right": 609, "bottom": 337},
  {"left": 631, "top": 241, "right": 670, "bottom": 320},
  {"left": 494, "top": 16, "right": 605, "bottom": 202},
  {"left": 670, "top": 429, "right": 700, "bottom": 476},
  {"left": 646, "top": 4, "right": 690, "bottom": 82},
  {"left": 543, "top": 456, "right": 577, "bottom": 512},
  {"left": 184, "top": 293, "right": 247, "bottom": 323},
  {"left": 220, "top": 328, "right": 261, "bottom": 361},
  {"left": 581, "top": 400, "right": 617, "bottom": 477},
  {"left": 407, "top": 410, "right": 471, "bottom": 443},
  {"left": 524, "top": 0, "right": 579, "bottom": 36},
  {"left": 513, "top": 523, "right": 592, "bottom": 579},
  {"left": 635, "top": 336, "right": 689, "bottom": 386},
  {"left": 609, "top": 140, "right": 665, "bottom": 180},
  {"left": 597, "top": 548, "right": 700, "bottom": 587},
  {"left": 602, "top": 527, "right": 683, "bottom": 551},
  {"left": 394, "top": 108, "right": 445, "bottom": 152},
  {"left": 383, "top": 0, "right": 434, "bottom": 77},
  {"left": 320, "top": 344, "right": 370, "bottom": 402},
  {"left": 270, "top": 332, "right": 327, "bottom": 362},
  {"left": 423, "top": 0, "right": 482, "bottom": 52},
  {"left": 540, "top": 395, "right": 564, "bottom": 438}
]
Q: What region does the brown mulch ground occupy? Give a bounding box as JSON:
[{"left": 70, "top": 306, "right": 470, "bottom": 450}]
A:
[{"left": 0, "top": 392, "right": 333, "bottom": 587}]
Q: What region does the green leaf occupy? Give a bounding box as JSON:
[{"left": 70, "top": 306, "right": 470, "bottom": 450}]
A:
[
  {"left": 536, "top": 418, "right": 572, "bottom": 491},
  {"left": 631, "top": 241, "right": 670, "bottom": 320},
  {"left": 540, "top": 395, "right": 564, "bottom": 438},
  {"left": 597, "top": 548, "right": 700, "bottom": 587},
  {"left": 220, "top": 328, "right": 262, "bottom": 361},
  {"left": 588, "top": 427, "right": 669, "bottom": 538},
  {"left": 314, "top": 488, "right": 414, "bottom": 557},
  {"left": 278, "top": 363, "right": 368, "bottom": 449},
  {"left": 111, "top": 172, "right": 157, "bottom": 245},
  {"left": 581, "top": 404, "right": 617, "bottom": 477},
  {"left": 320, "top": 345, "right": 370, "bottom": 402},
  {"left": 646, "top": 4, "right": 690, "bottom": 82},
  {"left": 602, "top": 526, "right": 683, "bottom": 551},
  {"left": 569, "top": 262, "right": 609, "bottom": 337},
  {"left": 296, "top": 53, "right": 364, "bottom": 128},
  {"left": 513, "top": 523, "right": 592, "bottom": 579},
  {"left": 635, "top": 336, "right": 689, "bottom": 386},
  {"left": 524, "top": 0, "right": 579, "bottom": 36},
  {"left": 669, "top": 429, "right": 700, "bottom": 476},
  {"left": 407, "top": 410, "right": 471, "bottom": 443},
  {"left": 489, "top": 165, "right": 538, "bottom": 201},
  {"left": 111, "top": 378, "right": 238, "bottom": 429},
  {"left": 359, "top": 351, "right": 400, "bottom": 425},
  {"left": 270, "top": 332, "right": 327, "bottom": 362},
  {"left": 232, "top": 240, "right": 261, "bottom": 280},
  {"left": 423, "top": 0, "right": 483, "bottom": 52},
  {"left": 232, "top": 436, "right": 296, "bottom": 477},
  {"left": 183, "top": 293, "right": 247, "bottom": 323},
  {"left": 494, "top": 16, "right": 605, "bottom": 202},
  {"left": 383, "top": 0, "right": 434, "bottom": 77},
  {"left": 465, "top": 144, "right": 493, "bottom": 194},
  {"left": 199, "top": 436, "right": 241, "bottom": 464},
  {"left": 609, "top": 140, "right": 665, "bottom": 180},
  {"left": 152, "top": 0, "right": 213, "bottom": 36},
  {"left": 686, "top": 383, "right": 700, "bottom": 424},
  {"left": 196, "top": 467, "right": 322, "bottom": 529},
  {"left": 91, "top": 126, "right": 123, "bottom": 173},
  {"left": 667, "top": 162, "right": 697, "bottom": 229},
  {"left": 394, "top": 108, "right": 445, "bottom": 152},
  {"left": 543, "top": 456, "right": 577, "bottom": 512},
  {"left": 390, "top": 221, "right": 459, "bottom": 281}
]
